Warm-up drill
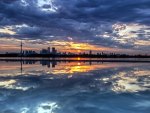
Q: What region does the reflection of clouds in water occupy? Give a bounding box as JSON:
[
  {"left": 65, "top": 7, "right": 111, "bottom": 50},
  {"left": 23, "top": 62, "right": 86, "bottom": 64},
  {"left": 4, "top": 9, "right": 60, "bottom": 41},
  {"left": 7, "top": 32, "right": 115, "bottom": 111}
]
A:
[
  {"left": 2, "top": 101, "right": 59, "bottom": 113},
  {"left": 0, "top": 61, "right": 145, "bottom": 76},
  {"left": 0, "top": 62, "right": 149, "bottom": 113},
  {"left": 134, "top": 101, "right": 150, "bottom": 108},
  {"left": 0, "top": 79, "right": 33, "bottom": 91},
  {"left": 20, "top": 101, "right": 59, "bottom": 113},
  {"left": 37, "top": 102, "right": 59, "bottom": 113},
  {"left": 99, "top": 68, "right": 150, "bottom": 93},
  {"left": 0, "top": 63, "right": 149, "bottom": 93},
  {"left": 0, "top": 79, "right": 16, "bottom": 88}
]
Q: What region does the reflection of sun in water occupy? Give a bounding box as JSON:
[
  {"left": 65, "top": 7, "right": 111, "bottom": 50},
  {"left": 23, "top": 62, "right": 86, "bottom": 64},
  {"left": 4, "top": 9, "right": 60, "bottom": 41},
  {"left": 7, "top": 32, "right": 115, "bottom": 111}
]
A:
[
  {"left": 77, "top": 57, "right": 81, "bottom": 61},
  {"left": 78, "top": 62, "right": 81, "bottom": 65}
]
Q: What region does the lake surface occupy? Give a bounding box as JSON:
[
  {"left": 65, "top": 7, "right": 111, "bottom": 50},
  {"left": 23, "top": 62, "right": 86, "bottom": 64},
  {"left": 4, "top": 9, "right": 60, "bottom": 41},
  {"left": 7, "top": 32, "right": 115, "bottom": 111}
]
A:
[{"left": 0, "top": 59, "right": 149, "bottom": 113}]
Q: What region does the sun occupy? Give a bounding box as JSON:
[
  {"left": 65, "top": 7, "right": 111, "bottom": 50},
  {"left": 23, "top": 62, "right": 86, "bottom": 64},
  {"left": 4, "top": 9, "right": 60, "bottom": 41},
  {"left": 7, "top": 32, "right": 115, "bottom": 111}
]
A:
[
  {"left": 77, "top": 57, "right": 81, "bottom": 60},
  {"left": 77, "top": 50, "right": 81, "bottom": 53}
]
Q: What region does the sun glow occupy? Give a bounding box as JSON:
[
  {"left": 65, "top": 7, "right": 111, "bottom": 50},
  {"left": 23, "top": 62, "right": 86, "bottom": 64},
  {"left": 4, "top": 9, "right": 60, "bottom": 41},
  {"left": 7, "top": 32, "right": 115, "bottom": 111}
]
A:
[
  {"left": 0, "top": 27, "right": 16, "bottom": 35},
  {"left": 0, "top": 38, "right": 143, "bottom": 54},
  {"left": 77, "top": 57, "right": 81, "bottom": 61},
  {"left": 47, "top": 41, "right": 113, "bottom": 53}
]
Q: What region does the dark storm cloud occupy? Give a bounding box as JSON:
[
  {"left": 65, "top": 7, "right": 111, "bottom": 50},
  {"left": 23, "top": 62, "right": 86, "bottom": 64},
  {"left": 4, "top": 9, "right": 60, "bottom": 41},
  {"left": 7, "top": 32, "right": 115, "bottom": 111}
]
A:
[
  {"left": 0, "top": 0, "right": 18, "bottom": 4},
  {"left": 0, "top": 0, "right": 150, "bottom": 50}
]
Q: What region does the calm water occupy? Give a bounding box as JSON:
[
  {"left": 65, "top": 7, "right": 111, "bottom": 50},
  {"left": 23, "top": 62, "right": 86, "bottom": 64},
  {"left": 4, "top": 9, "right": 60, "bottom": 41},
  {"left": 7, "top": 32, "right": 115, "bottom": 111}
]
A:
[{"left": 0, "top": 59, "right": 149, "bottom": 113}]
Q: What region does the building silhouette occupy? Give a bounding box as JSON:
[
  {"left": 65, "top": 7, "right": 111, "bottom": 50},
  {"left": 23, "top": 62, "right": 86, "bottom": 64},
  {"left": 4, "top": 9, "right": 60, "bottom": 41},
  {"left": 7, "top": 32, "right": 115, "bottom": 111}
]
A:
[
  {"left": 40, "top": 47, "right": 57, "bottom": 55},
  {"left": 52, "top": 47, "right": 57, "bottom": 54},
  {"left": 0, "top": 41, "right": 149, "bottom": 58}
]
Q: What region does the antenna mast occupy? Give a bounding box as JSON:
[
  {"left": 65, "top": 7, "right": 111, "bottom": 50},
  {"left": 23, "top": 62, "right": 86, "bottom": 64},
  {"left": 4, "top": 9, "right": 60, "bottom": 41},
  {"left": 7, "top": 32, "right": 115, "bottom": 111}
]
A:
[{"left": 20, "top": 40, "right": 23, "bottom": 55}]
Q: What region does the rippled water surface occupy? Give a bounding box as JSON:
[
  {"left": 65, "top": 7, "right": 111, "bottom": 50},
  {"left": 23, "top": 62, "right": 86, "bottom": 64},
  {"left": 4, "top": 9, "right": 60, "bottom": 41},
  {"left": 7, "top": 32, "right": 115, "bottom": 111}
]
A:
[{"left": 0, "top": 60, "right": 149, "bottom": 113}]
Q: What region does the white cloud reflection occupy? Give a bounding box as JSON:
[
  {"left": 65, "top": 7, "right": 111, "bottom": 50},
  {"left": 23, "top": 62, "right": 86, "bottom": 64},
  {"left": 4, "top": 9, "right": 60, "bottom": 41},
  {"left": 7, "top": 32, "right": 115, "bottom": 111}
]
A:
[
  {"left": 37, "top": 102, "right": 59, "bottom": 113},
  {"left": 100, "top": 69, "right": 150, "bottom": 93}
]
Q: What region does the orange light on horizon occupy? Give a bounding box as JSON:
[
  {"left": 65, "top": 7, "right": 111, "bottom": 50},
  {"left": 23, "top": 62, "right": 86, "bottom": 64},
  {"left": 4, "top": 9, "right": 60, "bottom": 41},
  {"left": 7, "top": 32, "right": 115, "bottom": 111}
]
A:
[
  {"left": 77, "top": 57, "right": 81, "bottom": 61},
  {"left": 0, "top": 38, "right": 145, "bottom": 54},
  {"left": 77, "top": 50, "right": 81, "bottom": 53}
]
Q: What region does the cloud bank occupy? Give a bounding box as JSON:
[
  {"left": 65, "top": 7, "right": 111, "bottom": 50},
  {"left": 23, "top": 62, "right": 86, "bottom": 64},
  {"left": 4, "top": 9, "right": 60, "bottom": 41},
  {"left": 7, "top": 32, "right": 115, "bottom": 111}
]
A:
[{"left": 0, "top": 0, "right": 150, "bottom": 52}]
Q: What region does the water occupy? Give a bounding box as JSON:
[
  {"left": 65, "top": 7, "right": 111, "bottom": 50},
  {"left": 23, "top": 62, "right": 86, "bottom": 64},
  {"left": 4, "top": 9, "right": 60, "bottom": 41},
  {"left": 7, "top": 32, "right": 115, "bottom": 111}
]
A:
[{"left": 0, "top": 59, "right": 149, "bottom": 113}]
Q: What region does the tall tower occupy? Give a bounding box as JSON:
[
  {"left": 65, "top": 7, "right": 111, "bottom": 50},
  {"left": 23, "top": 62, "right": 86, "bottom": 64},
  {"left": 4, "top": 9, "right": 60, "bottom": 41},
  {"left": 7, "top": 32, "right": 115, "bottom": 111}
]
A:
[{"left": 20, "top": 40, "right": 23, "bottom": 55}]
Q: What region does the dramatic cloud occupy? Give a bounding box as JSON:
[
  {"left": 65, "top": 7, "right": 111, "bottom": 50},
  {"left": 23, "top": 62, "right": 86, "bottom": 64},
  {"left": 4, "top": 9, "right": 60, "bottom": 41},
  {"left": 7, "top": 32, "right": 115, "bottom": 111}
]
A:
[{"left": 0, "top": 0, "right": 150, "bottom": 53}]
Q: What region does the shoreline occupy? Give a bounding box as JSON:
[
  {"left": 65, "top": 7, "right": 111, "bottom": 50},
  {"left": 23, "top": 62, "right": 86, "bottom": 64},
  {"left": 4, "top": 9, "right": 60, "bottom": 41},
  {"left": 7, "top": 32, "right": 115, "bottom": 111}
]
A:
[{"left": 0, "top": 58, "right": 150, "bottom": 63}]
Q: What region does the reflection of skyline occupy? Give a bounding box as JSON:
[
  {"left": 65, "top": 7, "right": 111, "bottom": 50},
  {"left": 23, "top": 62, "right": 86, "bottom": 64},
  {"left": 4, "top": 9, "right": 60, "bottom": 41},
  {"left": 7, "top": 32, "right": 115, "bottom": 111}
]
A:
[
  {"left": 0, "top": 60, "right": 149, "bottom": 76},
  {"left": 0, "top": 61, "right": 149, "bottom": 113}
]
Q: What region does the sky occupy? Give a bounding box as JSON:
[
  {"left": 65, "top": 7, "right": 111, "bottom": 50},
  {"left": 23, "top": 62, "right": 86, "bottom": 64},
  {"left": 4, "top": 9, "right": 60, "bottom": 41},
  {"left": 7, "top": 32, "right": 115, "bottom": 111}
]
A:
[{"left": 0, "top": 0, "right": 150, "bottom": 54}]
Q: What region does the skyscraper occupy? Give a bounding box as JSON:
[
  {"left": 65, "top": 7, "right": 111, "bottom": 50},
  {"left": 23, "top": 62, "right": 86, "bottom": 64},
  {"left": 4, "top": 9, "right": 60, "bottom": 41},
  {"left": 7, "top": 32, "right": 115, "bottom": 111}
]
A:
[
  {"left": 48, "top": 47, "right": 50, "bottom": 54},
  {"left": 52, "top": 47, "right": 57, "bottom": 54}
]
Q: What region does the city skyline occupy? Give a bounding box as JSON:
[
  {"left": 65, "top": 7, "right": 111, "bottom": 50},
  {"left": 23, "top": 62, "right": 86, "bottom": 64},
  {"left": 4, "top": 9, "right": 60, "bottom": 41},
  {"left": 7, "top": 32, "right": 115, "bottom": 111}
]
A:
[
  {"left": 0, "top": 40, "right": 150, "bottom": 58},
  {"left": 0, "top": 0, "right": 150, "bottom": 55},
  {"left": 1, "top": 38, "right": 147, "bottom": 54},
  {"left": 1, "top": 41, "right": 149, "bottom": 58}
]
